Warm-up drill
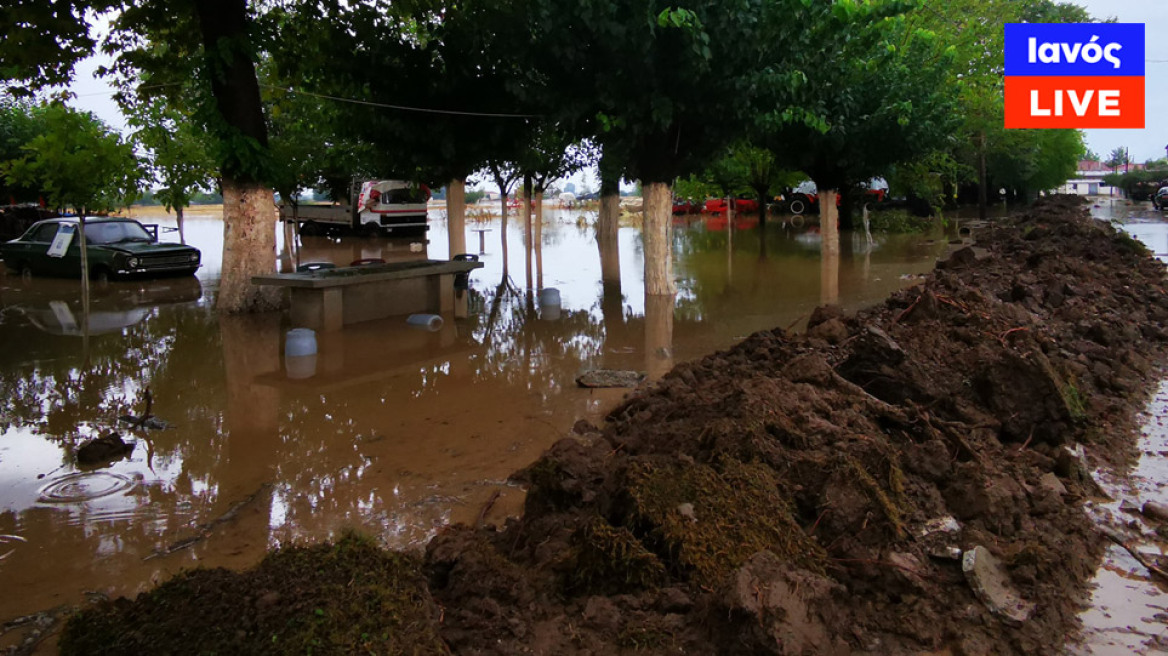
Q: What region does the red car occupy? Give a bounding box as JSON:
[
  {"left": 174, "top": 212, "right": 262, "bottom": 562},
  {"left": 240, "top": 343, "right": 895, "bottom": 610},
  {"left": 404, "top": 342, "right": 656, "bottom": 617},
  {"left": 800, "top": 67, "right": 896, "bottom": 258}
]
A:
[
  {"left": 704, "top": 197, "right": 759, "bottom": 214},
  {"left": 672, "top": 200, "right": 700, "bottom": 214}
]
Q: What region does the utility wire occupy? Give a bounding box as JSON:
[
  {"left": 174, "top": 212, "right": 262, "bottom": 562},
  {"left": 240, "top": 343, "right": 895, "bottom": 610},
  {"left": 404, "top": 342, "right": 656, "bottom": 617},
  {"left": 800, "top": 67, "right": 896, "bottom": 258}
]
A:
[{"left": 259, "top": 83, "right": 540, "bottom": 118}]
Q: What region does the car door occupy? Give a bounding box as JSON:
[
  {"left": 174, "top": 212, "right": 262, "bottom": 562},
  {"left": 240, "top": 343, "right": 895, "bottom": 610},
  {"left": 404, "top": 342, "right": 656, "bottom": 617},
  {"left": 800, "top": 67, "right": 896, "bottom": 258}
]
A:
[{"left": 26, "top": 222, "right": 66, "bottom": 275}]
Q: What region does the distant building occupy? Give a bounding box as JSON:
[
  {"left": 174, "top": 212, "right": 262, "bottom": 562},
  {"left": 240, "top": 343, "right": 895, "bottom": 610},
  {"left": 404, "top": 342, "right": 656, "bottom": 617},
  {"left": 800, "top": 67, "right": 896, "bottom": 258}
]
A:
[{"left": 1056, "top": 159, "right": 1145, "bottom": 196}]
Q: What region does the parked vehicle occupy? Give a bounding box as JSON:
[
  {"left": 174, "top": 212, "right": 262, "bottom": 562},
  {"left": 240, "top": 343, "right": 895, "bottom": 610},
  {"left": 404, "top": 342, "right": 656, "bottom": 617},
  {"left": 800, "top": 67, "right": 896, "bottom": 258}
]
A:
[
  {"left": 779, "top": 180, "right": 887, "bottom": 215},
  {"left": 672, "top": 199, "right": 700, "bottom": 214},
  {"left": 282, "top": 180, "right": 430, "bottom": 237},
  {"left": 703, "top": 197, "right": 759, "bottom": 214},
  {"left": 1153, "top": 187, "right": 1168, "bottom": 211},
  {"left": 0, "top": 217, "right": 201, "bottom": 281}
]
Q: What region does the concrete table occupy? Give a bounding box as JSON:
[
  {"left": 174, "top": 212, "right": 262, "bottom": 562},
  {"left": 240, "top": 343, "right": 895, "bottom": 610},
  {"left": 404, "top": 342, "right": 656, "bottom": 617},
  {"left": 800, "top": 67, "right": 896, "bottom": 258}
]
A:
[{"left": 253, "top": 259, "right": 483, "bottom": 332}]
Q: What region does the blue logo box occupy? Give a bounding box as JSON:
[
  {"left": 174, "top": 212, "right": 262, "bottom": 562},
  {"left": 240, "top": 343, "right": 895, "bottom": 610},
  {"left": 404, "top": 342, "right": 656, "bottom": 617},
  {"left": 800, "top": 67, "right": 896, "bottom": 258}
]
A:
[{"left": 1005, "top": 23, "right": 1144, "bottom": 77}]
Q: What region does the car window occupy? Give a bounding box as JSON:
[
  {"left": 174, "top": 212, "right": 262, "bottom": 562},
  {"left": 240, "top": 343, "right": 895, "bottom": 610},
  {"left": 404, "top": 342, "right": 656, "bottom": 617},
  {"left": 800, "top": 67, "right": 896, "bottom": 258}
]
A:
[
  {"left": 30, "top": 223, "right": 61, "bottom": 242},
  {"left": 89, "top": 223, "right": 124, "bottom": 245}
]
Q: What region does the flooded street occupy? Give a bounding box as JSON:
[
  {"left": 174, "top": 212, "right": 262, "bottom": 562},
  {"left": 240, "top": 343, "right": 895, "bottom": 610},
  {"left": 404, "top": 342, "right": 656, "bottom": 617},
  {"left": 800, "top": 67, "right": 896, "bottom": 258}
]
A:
[{"left": 0, "top": 205, "right": 949, "bottom": 637}]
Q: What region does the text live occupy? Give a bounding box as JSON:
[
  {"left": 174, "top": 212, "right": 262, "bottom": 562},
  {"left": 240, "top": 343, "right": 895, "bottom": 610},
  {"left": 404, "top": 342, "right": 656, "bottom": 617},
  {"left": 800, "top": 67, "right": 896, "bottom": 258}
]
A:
[{"left": 1003, "top": 23, "right": 1145, "bottom": 130}]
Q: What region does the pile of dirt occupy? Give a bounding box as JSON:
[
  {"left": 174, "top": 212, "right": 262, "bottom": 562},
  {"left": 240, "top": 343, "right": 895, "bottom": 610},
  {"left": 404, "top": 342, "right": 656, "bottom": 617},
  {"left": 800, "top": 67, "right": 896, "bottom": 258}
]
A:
[
  {"left": 59, "top": 533, "right": 445, "bottom": 655},
  {"left": 62, "top": 197, "right": 1168, "bottom": 655}
]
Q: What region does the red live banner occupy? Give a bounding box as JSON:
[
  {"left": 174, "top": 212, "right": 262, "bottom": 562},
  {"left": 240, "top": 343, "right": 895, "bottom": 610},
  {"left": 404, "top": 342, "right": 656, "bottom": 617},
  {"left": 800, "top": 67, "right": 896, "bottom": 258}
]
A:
[{"left": 1005, "top": 76, "right": 1145, "bottom": 129}]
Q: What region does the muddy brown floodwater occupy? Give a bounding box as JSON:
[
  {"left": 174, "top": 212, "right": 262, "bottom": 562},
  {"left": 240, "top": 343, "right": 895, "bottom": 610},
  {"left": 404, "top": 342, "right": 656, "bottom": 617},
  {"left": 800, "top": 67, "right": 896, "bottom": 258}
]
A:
[{"left": 0, "top": 206, "right": 951, "bottom": 651}]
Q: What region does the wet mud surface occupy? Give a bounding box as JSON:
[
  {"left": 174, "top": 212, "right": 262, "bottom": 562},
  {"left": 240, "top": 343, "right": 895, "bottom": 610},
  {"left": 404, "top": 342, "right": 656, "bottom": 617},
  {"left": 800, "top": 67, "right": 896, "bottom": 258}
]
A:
[{"left": 54, "top": 197, "right": 1168, "bottom": 654}]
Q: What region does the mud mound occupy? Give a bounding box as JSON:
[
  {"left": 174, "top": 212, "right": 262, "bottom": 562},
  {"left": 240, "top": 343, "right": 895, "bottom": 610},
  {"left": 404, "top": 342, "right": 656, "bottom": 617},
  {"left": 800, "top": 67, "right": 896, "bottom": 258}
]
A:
[
  {"left": 427, "top": 197, "right": 1168, "bottom": 655},
  {"left": 59, "top": 533, "right": 445, "bottom": 655},
  {"left": 62, "top": 197, "right": 1168, "bottom": 655}
]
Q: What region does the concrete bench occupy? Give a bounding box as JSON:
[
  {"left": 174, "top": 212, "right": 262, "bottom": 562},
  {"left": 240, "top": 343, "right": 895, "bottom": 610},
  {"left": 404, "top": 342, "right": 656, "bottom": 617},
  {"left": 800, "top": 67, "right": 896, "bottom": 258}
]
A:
[{"left": 253, "top": 259, "right": 483, "bottom": 331}]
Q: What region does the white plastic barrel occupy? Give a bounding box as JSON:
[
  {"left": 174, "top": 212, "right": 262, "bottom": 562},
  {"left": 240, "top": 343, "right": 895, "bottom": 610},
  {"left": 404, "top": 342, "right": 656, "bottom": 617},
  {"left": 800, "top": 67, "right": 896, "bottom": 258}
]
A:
[
  {"left": 539, "top": 287, "right": 562, "bottom": 321},
  {"left": 407, "top": 313, "right": 444, "bottom": 331},
  {"left": 285, "top": 328, "right": 318, "bottom": 379},
  {"left": 285, "top": 328, "right": 317, "bottom": 357}
]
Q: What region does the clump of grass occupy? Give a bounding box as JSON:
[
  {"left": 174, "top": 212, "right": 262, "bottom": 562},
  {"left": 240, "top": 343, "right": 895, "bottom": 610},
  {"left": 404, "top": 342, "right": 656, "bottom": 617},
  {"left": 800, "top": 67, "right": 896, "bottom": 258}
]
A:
[
  {"left": 868, "top": 209, "right": 936, "bottom": 234},
  {"left": 626, "top": 458, "right": 825, "bottom": 586},
  {"left": 60, "top": 531, "right": 445, "bottom": 655},
  {"left": 1113, "top": 231, "right": 1152, "bottom": 258},
  {"left": 567, "top": 516, "right": 668, "bottom": 594}
]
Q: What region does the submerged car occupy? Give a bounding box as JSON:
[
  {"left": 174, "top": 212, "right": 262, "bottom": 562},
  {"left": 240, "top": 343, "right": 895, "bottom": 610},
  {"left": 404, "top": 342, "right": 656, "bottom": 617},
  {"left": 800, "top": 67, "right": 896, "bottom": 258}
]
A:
[
  {"left": 0, "top": 217, "right": 200, "bottom": 281},
  {"left": 1154, "top": 187, "right": 1168, "bottom": 211}
]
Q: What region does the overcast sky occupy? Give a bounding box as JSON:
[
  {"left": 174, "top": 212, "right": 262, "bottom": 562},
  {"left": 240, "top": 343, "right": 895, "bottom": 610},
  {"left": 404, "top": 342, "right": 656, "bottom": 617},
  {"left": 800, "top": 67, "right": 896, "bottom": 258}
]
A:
[
  {"left": 64, "top": 2, "right": 1168, "bottom": 169},
  {"left": 1071, "top": 0, "right": 1167, "bottom": 161}
]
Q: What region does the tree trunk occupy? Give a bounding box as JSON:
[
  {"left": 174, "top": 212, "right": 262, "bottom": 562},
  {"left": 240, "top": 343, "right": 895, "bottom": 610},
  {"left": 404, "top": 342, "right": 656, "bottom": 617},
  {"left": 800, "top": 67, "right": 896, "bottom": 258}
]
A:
[
  {"left": 447, "top": 178, "right": 467, "bottom": 258},
  {"left": 757, "top": 189, "right": 767, "bottom": 228},
  {"left": 644, "top": 293, "right": 674, "bottom": 381},
  {"left": 176, "top": 206, "right": 186, "bottom": 244},
  {"left": 978, "top": 131, "right": 988, "bottom": 222},
  {"left": 643, "top": 182, "right": 675, "bottom": 296},
  {"left": 819, "top": 190, "right": 840, "bottom": 306},
  {"left": 498, "top": 187, "right": 509, "bottom": 276},
  {"left": 598, "top": 193, "right": 621, "bottom": 291},
  {"left": 818, "top": 189, "right": 840, "bottom": 256},
  {"left": 523, "top": 175, "right": 533, "bottom": 291},
  {"left": 534, "top": 191, "right": 544, "bottom": 290},
  {"left": 217, "top": 178, "right": 282, "bottom": 313},
  {"left": 78, "top": 210, "right": 90, "bottom": 354}
]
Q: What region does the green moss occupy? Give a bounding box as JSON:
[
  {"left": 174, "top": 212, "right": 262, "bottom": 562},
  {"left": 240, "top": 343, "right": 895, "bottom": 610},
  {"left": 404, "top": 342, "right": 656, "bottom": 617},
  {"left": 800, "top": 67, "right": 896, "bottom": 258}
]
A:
[
  {"left": 59, "top": 531, "right": 445, "bottom": 656},
  {"left": 568, "top": 517, "right": 668, "bottom": 594},
  {"left": 626, "top": 458, "right": 825, "bottom": 586},
  {"left": 1064, "top": 383, "right": 1088, "bottom": 422}
]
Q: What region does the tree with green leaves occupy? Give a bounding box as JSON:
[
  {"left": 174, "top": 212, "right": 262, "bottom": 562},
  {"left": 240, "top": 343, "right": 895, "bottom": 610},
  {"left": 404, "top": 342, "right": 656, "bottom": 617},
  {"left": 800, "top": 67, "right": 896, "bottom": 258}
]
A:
[
  {"left": 1105, "top": 146, "right": 1132, "bottom": 173},
  {"left": 127, "top": 102, "right": 217, "bottom": 244},
  {"left": 765, "top": 2, "right": 958, "bottom": 236},
  {"left": 0, "top": 98, "right": 51, "bottom": 204},
  {"left": 5, "top": 0, "right": 279, "bottom": 312}
]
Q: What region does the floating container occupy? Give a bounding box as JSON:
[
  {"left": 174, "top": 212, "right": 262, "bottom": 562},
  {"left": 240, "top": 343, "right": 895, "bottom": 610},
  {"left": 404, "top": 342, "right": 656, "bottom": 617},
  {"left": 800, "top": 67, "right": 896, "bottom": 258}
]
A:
[
  {"left": 285, "top": 328, "right": 317, "bottom": 357},
  {"left": 285, "top": 328, "right": 318, "bottom": 379},
  {"left": 407, "top": 313, "right": 444, "bottom": 331},
  {"left": 539, "top": 287, "right": 562, "bottom": 321}
]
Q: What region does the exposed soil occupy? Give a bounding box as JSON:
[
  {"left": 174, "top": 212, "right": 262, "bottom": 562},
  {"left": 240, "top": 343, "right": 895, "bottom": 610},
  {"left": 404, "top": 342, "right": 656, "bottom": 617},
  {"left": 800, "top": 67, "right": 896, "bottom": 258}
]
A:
[{"left": 59, "top": 197, "right": 1168, "bottom": 655}]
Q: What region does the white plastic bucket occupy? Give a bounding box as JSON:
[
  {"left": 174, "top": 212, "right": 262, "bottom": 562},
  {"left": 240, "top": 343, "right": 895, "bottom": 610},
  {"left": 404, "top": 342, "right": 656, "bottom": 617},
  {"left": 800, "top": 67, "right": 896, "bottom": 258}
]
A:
[{"left": 407, "top": 314, "right": 444, "bottom": 331}]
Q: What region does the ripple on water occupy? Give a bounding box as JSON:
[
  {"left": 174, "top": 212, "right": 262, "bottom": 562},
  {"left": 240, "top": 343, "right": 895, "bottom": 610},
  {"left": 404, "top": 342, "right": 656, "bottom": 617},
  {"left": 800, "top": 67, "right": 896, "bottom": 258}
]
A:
[
  {"left": 37, "top": 472, "right": 135, "bottom": 504},
  {"left": 0, "top": 534, "right": 27, "bottom": 561}
]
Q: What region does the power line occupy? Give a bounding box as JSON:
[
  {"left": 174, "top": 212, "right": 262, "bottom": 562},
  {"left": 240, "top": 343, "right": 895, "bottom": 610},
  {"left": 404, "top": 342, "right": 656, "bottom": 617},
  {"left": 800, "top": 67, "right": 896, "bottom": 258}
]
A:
[{"left": 259, "top": 84, "right": 540, "bottom": 119}]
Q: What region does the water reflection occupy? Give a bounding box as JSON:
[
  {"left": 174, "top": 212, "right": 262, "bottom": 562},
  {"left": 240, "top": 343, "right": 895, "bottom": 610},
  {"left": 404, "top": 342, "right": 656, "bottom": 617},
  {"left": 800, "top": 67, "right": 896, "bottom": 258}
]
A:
[{"left": 0, "top": 205, "right": 949, "bottom": 628}]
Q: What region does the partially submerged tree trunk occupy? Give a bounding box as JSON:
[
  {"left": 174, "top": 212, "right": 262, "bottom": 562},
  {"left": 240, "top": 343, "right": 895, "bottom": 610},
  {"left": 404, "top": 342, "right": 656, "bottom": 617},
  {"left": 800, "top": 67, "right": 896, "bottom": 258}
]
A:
[
  {"left": 818, "top": 189, "right": 841, "bottom": 256},
  {"left": 217, "top": 179, "right": 282, "bottom": 313},
  {"left": 598, "top": 192, "right": 621, "bottom": 293},
  {"left": 522, "top": 175, "right": 533, "bottom": 291},
  {"left": 498, "top": 189, "right": 510, "bottom": 277},
  {"left": 819, "top": 189, "right": 841, "bottom": 306},
  {"left": 447, "top": 178, "right": 467, "bottom": 258},
  {"left": 176, "top": 206, "right": 186, "bottom": 244},
  {"left": 534, "top": 190, "right": 544, "bottom": 290},
  {"left": 755, "top": 188, "right": 767, "bottom": 228},
  {"left": 193, "top": 0, "right": 275, "bottom": 313},
  {"left": 642, "top": 182, "right": 675, "bottom": 297},
  {"left": 644, "top": 293, "right": 674, "bottom": 381}
]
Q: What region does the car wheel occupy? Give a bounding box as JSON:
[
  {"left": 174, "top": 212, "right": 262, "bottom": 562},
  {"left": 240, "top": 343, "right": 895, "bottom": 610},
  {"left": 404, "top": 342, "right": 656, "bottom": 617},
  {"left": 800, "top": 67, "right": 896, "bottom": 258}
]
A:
[
  {"left": 299, "top": 221, "right": 323, "bottom": 237},
  {"left": 788, "top": 199, "right": 806, "bottom": 215},
  {"left": 18, "top": 263, "right": 32, "bottom": 281},
  {"left": 361, "top": 222, "right": 382, "bottom": 238},
  {"left": 92, "top": 267, "right": 113, "bottom": 286}
]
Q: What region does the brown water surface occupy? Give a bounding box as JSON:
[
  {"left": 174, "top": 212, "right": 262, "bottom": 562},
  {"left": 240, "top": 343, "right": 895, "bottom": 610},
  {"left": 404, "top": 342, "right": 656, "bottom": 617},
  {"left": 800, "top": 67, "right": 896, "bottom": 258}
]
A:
[{"left": 0, "top": 206, "right": 952, "bottom": 642}]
